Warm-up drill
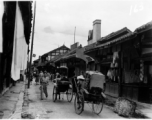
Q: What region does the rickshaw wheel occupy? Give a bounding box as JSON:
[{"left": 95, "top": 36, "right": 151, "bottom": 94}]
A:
[
  {"left": 53, "top": 86, "right": 57, "bottom": 102},
  {"left": 67, "top": 84, "right": 73, "bottom": 102},
  {"left": 74, "top": 92, "right": 84, "bottom": 115},
  {"left": 92, "top": 97, "right": 103, "bottom": 115}
]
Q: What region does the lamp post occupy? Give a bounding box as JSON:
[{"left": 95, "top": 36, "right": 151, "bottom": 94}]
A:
[
  {"left": 28, "top": 1, "right": 36, "bottom": 88},
  {"left": 74, "top": 27, "right": 76, "bottom": 44}
]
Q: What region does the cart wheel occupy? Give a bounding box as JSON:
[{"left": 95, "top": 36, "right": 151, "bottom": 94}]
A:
[
  {"left": 92, "top": 97, "right": 103, "bottom": 115},
  {"left": 74, "top": 92, "right": 84, "bottom": 115},
  {"left": 67, "top": 84, "right": 73, "bottom": 102},
  {"left": 53, "top": 86, "right": 57, "bottom": 102}
]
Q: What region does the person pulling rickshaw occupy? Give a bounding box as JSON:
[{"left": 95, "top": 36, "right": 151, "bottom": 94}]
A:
[
  {"left": 52, "top": 66, "right": 73, "bottom": 102},
  {"left": 74, "top": 71, "right": 106, "bottom": 115}
]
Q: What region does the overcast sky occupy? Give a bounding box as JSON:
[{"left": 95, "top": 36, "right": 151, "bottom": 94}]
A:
[{"left": 32, "top": 0, "right": 152, "bottom": 61}]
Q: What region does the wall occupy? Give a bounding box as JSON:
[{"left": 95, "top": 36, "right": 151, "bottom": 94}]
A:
[{"left": 141, "top": 32, "right": 152, "bottom": 55}]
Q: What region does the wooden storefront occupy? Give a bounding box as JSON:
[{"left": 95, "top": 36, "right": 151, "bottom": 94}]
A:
[
  {"left": 85, "top": 21, "right": 152, "bottom": 104},
  {"left": 99, "top": 45, "right": 121, "bottom": 98},
  {"left": 119, "top": 22, "right": 152, "bottom": 103}
]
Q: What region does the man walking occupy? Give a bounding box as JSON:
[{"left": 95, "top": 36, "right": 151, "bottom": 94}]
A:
[
  {"left": 40, "top": 71, "right": 49, "bottom": 100},
  {"left": 39, "top": 71, "right": 44, "bottom": 84},
  {"left": 35, "top": 71, "right": 39, "bottom": 85}
]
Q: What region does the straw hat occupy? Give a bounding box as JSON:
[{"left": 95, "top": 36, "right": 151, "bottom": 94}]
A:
[
  {"left": 110, "top": 63, "right": 115, "bottom": 68},
  {"left": 115, "top": 62, "right": 119, "bottom": 67},
  {"left": 77, "top": 75, "right": 85, "bottom": 80}
]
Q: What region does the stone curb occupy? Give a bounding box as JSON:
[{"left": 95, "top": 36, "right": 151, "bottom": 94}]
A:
[
  {"left": 8, "top": 83, "right": 25, "bottom": 119},
  {"left": 21, "top": 82, "right": 35, "bottom": 119},
  {"left": 0, "top": 84, "right": 13, "bottom": 97}
]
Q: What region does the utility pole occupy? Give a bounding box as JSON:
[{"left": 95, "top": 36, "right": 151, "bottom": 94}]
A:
[
  {"left": 28, "top": 1, "right": 36, "bottom": 88},
  {"left": 74, "top": 27, "right": 76, "bottom": 44}
]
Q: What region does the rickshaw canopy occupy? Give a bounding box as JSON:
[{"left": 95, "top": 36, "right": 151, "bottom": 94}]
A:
[
  {"left": 86, "top": 71, "right": 104, "bottom": 76},
  {"left": 59, "top": 66, "right": 68, "bottom": 69},
  {"left": 86, "top": 71, "right": 105, "bottom": 90},
  {"left": 57, "top": 66, "right": 68, "bottom": 76}
]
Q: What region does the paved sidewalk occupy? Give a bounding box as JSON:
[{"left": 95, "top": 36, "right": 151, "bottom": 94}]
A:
[
  {"left": 21, "top": 80, "right": 54, "bottom": 119},
  {"left": 0, "top": 81, "right": 25, "bottom": 119}
]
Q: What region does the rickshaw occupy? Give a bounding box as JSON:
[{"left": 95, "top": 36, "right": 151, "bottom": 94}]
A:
[
  {"left": 52, "top": 66, "right": 73, "bottom": 102},
  {"left": 73, "top": 71, "right": 106, "bottom": 115}
]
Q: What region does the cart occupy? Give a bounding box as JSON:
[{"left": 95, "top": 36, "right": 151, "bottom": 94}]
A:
[
  {"left": 73, "top": 71, "right": 106, "bottom": 115},
  {"left": 52, "top": 66, "right": 73, "bottom": 102}
]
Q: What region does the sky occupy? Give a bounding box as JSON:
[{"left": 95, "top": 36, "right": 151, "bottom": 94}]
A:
[{"left": 31, "top": 0, "right": 152, "bottom": 61}]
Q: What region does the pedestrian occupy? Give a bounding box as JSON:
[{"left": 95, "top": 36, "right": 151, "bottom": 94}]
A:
[
  {"left": 50, "top": 72, "right": 52, "bottom": 82},
  {"left": 30, "top": 71, "right": 33, "bottom": 85},
  {"left": 56, "top": 72, "right": 60, "bottom": 79},
  {"left": 33, "top": 71, "right": 36, "bottom": 79},
  {"left": 40, "top": 71, "right": 49, "bottom": 100},
  {"left": 56, "top": 73, "right": 68, "bottom": 100},
  {"left": 47, "top": 72, "right": 51, "bottom": 81},
  {"left": 45, "top": 70, "right": 51, "bottom": 80},
  {"left": 39, "top": 71, "right": 44, "bottom": 84},
  {"left": 35, "top": 71, "right": 39, "bottom": 85}
]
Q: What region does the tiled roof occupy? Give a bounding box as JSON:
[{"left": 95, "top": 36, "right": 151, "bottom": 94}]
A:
[
  {"left": 96, "top": 32, "right": 136, "bottom": 49},
  {"left": 62, "top": 46, "right": 81, "bottom": 59},
  {"left": 134, "top": 20, "right": 152, "bottom": 33},
  {"left": 53, "top": 52, "right": 68, "bottom": 63},
  {"left": 41, "top": 45, "right": 70, "bottom": 57},
  {"left": 52, "top": 46, "right": 81, "bottom": 62},
  {"left": 84, "top": 27, "right": 132, "bottom": 53},
  {"left": 63, "top": 54, "right": 76, "bottom": 59},
  {"left": 84, "top": 43, "right": 97, "bottom": 52},
  {"left": 98, "top": 27, "right": 132, "bottom": 42}
]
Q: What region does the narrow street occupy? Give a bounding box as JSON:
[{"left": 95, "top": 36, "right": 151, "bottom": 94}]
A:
[
  {"left": 27, "top": 79, "right": 124, "bottom": 119},
  {"left": 0, "top": 1, "right": 152, "bottom": 119}
]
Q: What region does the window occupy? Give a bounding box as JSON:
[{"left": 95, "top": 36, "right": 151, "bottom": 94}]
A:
[
  {"left": 52, "top": 53, "right": 55, "bottom": 55},
  {"left": 64, "top": 50, "right": 67, "bottom": 53},
  {"left": 60, "top": 50, "right": 64, "bottom": 53},
  {"left": 56, "top": 50, "right": 60, "bottom": 53}
]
